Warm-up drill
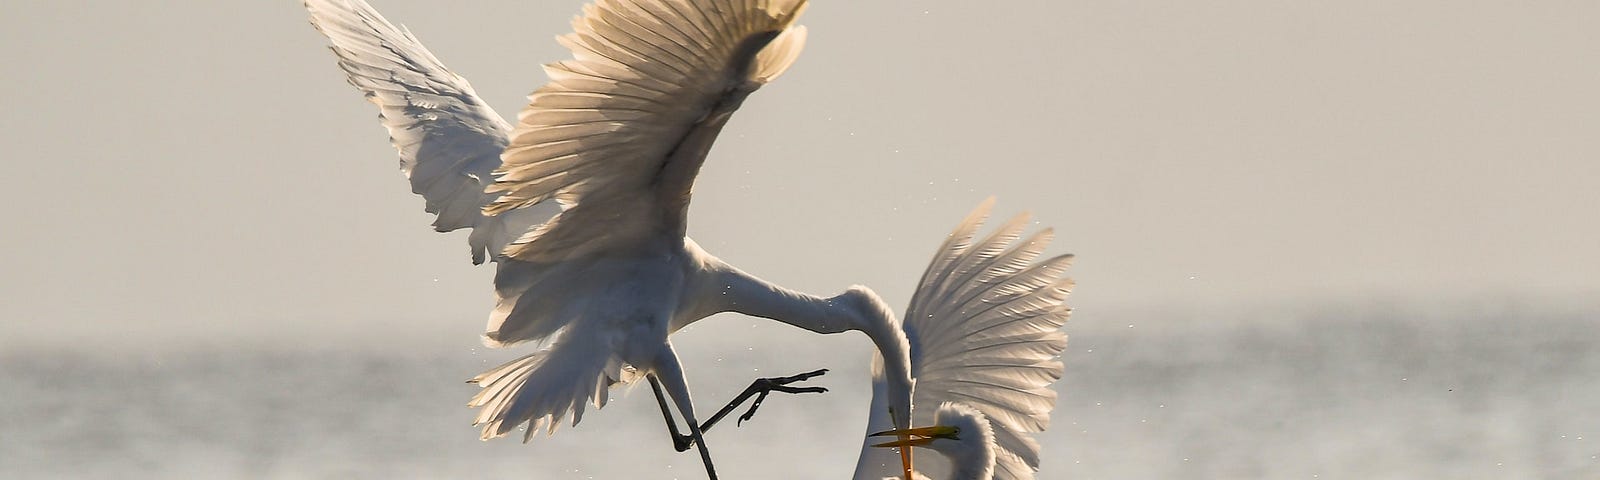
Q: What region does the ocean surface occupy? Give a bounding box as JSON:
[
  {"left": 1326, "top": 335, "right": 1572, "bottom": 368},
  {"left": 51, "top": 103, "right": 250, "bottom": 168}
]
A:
[{"left": 4, "top": 306, "right": 1598, "bottom": 479}]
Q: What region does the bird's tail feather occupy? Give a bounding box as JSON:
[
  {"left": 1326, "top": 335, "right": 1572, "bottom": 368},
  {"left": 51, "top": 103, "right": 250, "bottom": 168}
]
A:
[{"left": 466, "top": 332, "right": 639, "bottom": 442}]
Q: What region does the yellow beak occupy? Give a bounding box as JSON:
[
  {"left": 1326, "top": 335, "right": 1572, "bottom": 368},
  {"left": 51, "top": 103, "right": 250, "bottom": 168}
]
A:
[
  {"left": 870, "top": 436, "right": 937, "bottom": 449},
  {"left": 868, "top": 425, "right": 961, "bottom": 449},
  {"left": 870, "top": 412, "right": 918, "bottom": 480}
]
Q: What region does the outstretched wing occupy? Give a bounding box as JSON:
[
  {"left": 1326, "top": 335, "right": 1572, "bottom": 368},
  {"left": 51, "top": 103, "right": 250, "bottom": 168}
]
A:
[
  {"left": 306, "top": 0, "right": 549, "bottom": 264},
  {"left": 906, "top": 199, "right": 1074, "bottom": 480},
  {"left": 484, "top": 0, "right": 810, "bottom": 262}
]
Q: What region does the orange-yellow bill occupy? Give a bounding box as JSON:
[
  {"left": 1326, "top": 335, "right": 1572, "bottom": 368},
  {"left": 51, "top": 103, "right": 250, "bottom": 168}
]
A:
[
  {"left": 900, "top": 431, "right": 913, "bottom": 480},
  {"left": 871, "top": 436, "right": 937, "bottom": 449},
  {"left": 869, "top": 425, "right": 961, "bottom": 448},
  {"left": 866, "top": 425, "right": 917, "bottom": 479}
]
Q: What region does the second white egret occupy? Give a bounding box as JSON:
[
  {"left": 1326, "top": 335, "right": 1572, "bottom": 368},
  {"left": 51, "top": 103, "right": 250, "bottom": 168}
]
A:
[{"left": 858, "top": 199, "right": 1074, "bottom": 480}]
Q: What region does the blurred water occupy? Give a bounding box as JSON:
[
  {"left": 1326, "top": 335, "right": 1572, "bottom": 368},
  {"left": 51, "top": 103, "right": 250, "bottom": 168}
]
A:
[
  {"left": 1056, "top": 308, "right": 1600, "bottom": 479},
  {"left": 4, "top": 308, "right": 1598, "bottom": 479}
]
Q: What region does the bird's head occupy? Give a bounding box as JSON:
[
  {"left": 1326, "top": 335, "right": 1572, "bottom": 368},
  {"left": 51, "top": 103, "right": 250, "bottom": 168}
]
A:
[{"left": 870, "top": 403, "right": 997, "bottom": 480}]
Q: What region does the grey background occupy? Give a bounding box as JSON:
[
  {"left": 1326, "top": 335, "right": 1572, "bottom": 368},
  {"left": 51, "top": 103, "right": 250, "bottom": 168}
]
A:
[{"left": 2, "top": 1, "right": 1597, "bottom": 478}]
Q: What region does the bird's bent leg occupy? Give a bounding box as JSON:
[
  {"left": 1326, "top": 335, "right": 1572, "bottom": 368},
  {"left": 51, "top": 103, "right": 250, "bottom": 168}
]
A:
[
  {"left": 653, "top": 344, "right": 718, "bottom": 480},
  {"left": 648, "top": 374, "right": 695, "bottom": 452}
]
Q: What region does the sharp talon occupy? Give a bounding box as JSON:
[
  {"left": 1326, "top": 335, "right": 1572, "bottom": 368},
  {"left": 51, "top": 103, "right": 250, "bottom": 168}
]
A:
[{"left": 738, "top": 390, "right": 771, "bottom": 426}]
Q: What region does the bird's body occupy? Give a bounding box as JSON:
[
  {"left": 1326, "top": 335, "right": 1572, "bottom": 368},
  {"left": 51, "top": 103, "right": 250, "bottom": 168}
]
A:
[
  {"left": 470, "top": 235, "right": 906, "bottom": 441},
  {"left": 857, "top": 201, "right": 1073, "bottom": 480},
  {"left": 305, "top": 0, "right": 920, "bottom": 477}
]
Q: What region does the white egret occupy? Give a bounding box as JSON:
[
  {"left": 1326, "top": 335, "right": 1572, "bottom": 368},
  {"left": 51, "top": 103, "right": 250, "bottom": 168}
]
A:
[
  {"left": 857, "top": 200, "right": 1074, "bottom": 480},
  {"left": 303, "top": 0, "right": 922, "bottom": 478}
]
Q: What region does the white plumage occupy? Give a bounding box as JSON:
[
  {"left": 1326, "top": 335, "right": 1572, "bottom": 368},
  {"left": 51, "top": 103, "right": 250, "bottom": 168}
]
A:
[
  {"left": 856, "top": 199, "right": 1073, "bottom": 480},
  {"left": 305, "top": 0, "right": 548, "bottom": 265},
  {"left": 306, "top": 0, "right": 922, "bottom": 478}
]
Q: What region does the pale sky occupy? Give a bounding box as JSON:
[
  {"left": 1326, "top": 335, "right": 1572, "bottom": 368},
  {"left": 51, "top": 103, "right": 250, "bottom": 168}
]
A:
[{"left": 2, "top": 0, "right": 1597, "bottom": 349}]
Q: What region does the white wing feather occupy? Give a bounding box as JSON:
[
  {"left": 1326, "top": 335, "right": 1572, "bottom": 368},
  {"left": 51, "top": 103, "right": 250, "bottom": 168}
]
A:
[
  {"left": 306, "top": 0, "right": 550, "bottom": 264},
  {"left": 485, "top": 0, "right": 809, "bottom": 262}
]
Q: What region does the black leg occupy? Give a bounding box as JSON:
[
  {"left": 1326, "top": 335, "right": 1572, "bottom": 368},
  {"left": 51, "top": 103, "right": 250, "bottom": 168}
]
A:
[
  {"left": 703, "top": 368, "right": 828, "bottom": 431},
  {"left": 650, "top": 369, "right": 830, "bottom": 453},
  {"left": 648, "top": 374, "right": 695, "bottom": 452}
]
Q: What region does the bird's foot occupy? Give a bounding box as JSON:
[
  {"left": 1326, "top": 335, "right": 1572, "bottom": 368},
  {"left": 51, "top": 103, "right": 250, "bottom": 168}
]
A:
[
  {"left": 670, "top": 368, "right": 830, "bottom": 452},
  {"left": 736, "top": 368, "right": 829, "bottom": 426}
]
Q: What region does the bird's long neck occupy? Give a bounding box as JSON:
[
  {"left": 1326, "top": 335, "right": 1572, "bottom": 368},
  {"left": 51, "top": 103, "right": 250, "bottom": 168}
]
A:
[
  {"left": 942, "top": 447, "right": 996, "bottom": 480},
  {"left": 929, "top": 404, "right": 997, "bottom": 480},
  {"left": 702, "top": 259, "right": 858, "bottom": 335},
  {"left": 708, "top": 264, "right": 912, "bottom": 376},
  {"left": 699, "top": 256, "right": 914, "bottom": 395},
  {"left": 853, "top": 368, "right": 900, "bottom": 480}
]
